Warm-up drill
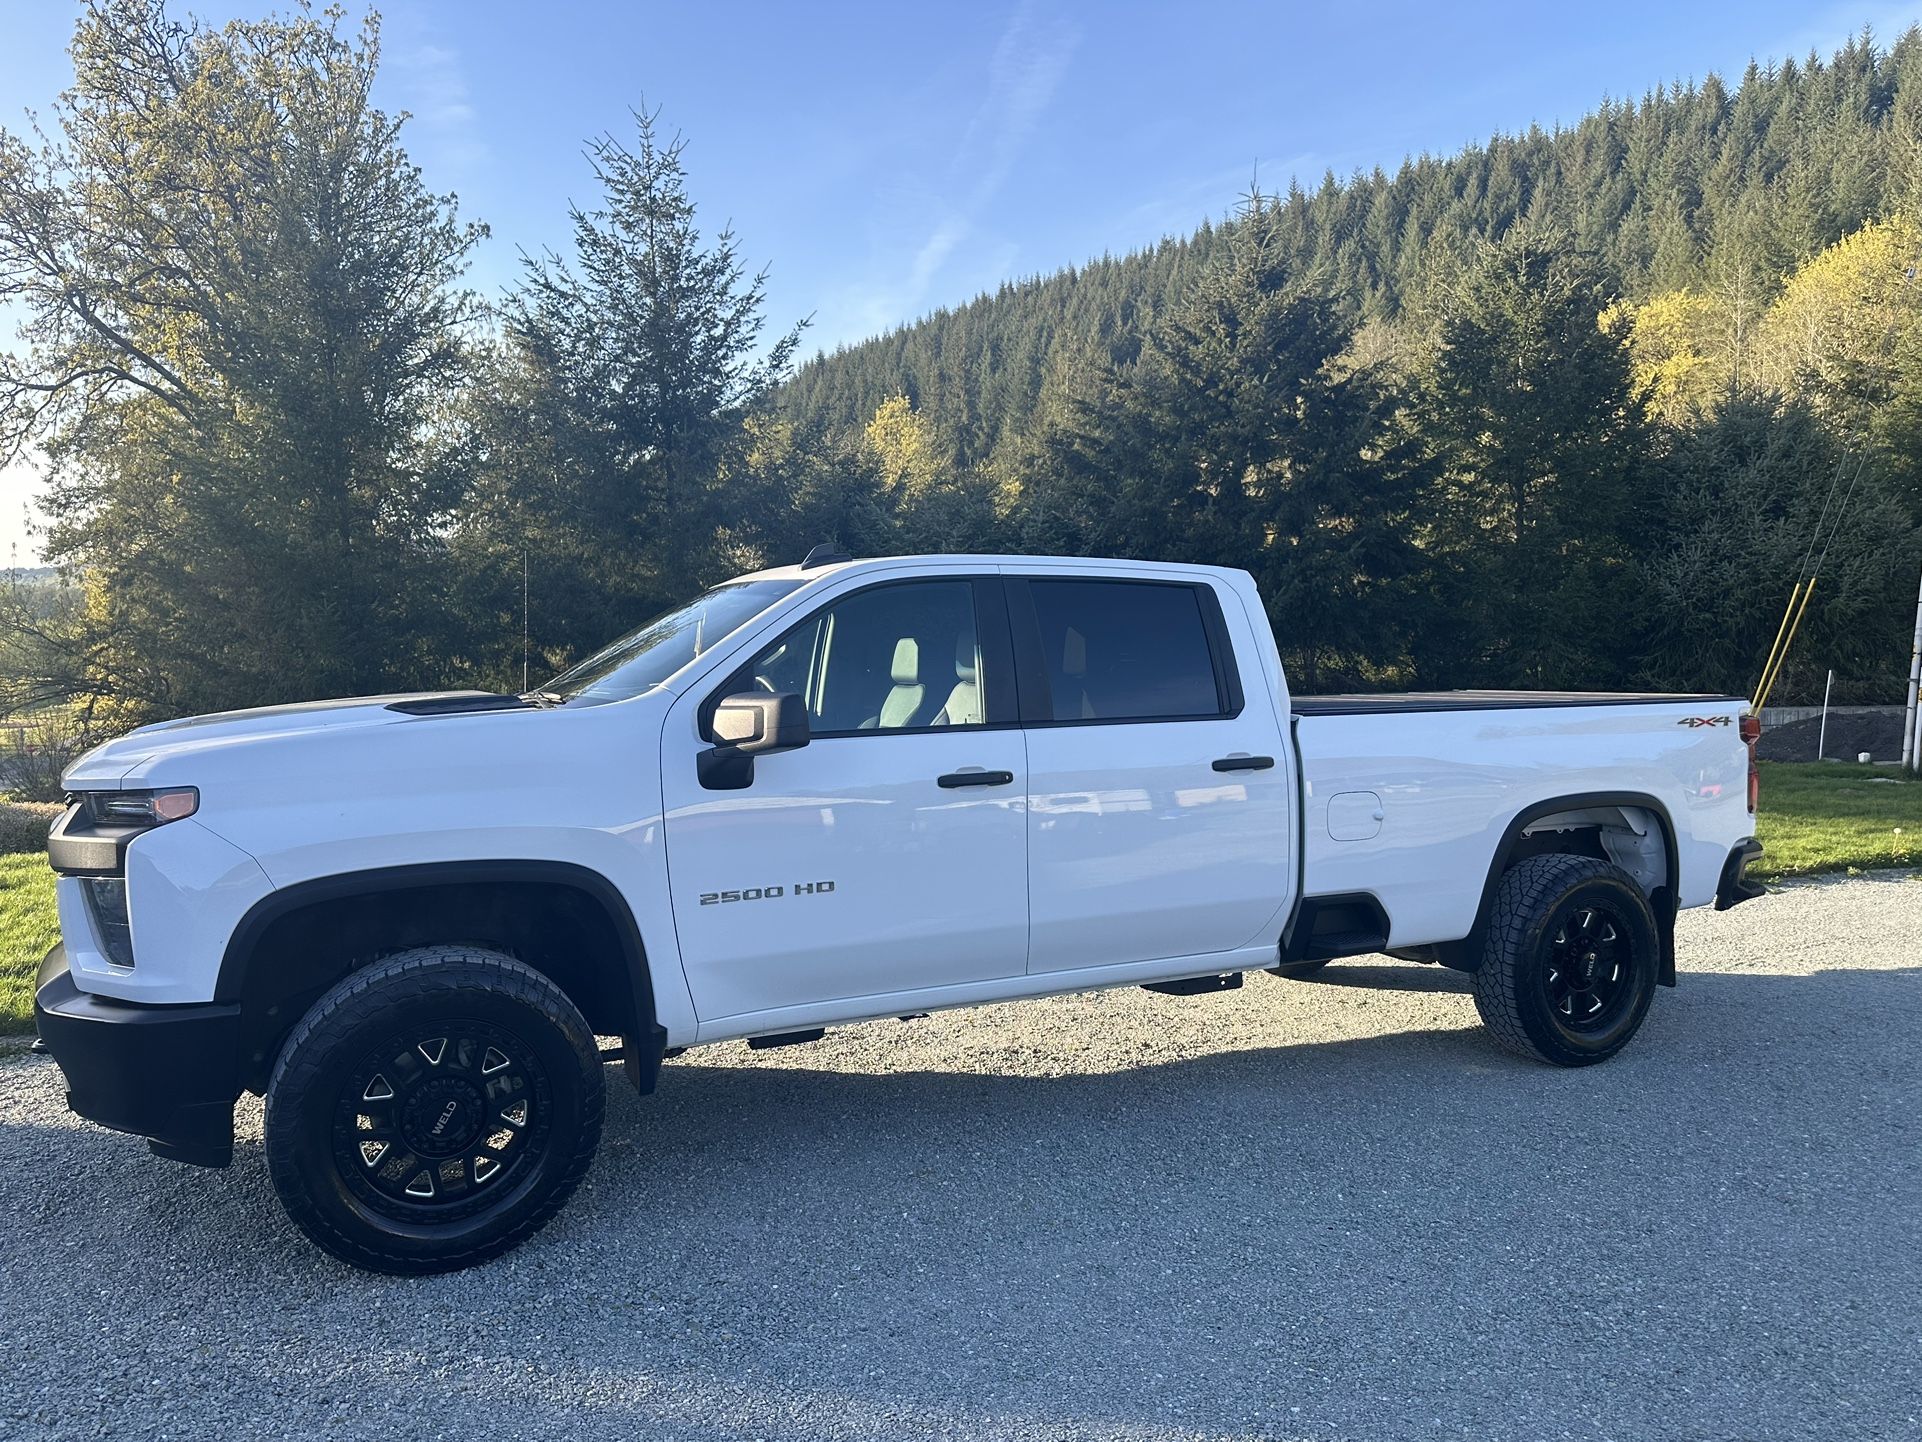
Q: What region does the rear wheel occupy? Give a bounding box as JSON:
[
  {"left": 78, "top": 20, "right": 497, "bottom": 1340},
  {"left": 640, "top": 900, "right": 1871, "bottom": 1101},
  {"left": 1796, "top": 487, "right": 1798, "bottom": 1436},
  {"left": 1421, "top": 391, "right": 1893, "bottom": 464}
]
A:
[
  {"left": 1470, "top": 854, "right": 1659, "bottom": 1066},
  {"left": 264, "top": 946, "right": 604, "bottom": 1274}
]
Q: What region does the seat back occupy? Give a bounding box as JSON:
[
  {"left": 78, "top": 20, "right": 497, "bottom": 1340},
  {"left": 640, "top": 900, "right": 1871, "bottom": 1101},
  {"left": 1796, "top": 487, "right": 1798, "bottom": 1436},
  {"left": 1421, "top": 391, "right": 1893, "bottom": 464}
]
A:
[
  {"left": 875, "top": 637, "right": 925, "bottom": 728},
  {"left": 1059, "top": 626, "right": 1095, "bottom": 719},
  {"left": 935, "top": 632, "right": 983, "bottom": 726}
]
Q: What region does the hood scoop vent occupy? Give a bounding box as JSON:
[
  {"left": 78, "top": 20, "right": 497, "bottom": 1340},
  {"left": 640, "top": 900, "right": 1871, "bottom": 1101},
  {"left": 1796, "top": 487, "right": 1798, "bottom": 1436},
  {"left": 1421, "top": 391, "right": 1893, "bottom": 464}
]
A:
[{"left": 386, "top": 693, "right": 536, "bottom": 717}]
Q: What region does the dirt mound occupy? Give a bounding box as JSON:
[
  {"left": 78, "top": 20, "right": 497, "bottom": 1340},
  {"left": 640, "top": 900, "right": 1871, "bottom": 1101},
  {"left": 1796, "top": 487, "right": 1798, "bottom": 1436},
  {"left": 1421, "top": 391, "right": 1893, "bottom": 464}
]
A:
[{"left": 1756, "top": 710, "right": 1906, "bottom": 763}]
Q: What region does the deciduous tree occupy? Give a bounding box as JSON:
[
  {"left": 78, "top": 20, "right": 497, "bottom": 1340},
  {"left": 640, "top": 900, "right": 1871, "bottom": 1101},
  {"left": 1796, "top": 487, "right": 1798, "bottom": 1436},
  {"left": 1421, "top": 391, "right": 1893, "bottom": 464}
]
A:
[{"left": 0, "top": 0, "right": 483, "bottom": 717}]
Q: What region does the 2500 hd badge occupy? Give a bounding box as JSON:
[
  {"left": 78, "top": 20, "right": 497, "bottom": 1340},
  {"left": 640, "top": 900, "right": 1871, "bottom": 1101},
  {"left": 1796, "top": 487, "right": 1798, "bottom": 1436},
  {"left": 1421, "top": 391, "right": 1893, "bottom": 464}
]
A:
[{"left": 699, "top": 880, "right": 837, "bottom": 905}]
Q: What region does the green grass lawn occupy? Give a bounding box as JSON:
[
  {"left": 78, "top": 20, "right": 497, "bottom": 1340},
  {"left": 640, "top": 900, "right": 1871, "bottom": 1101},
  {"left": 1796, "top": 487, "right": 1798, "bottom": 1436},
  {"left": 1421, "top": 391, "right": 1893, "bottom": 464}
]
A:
[
  {"left": 0, "top": 761, "right": 1913, "bottom": 1036},
  {"left": 1753, "top": 761, "right": 1920, "bottom": 879},
  {"left": 0, "top": 851, "right": 58, "bottom": 1037}
]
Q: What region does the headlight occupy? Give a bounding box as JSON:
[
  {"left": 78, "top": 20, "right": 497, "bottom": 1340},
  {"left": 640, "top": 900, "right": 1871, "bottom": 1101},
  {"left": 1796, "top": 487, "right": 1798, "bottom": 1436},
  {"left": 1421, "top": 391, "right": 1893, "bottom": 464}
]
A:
[
  {"left": 82, "top": 788, "right": 199, "bottom": 826},
  {"left": 57, "top": 788, "right": 196, "bottom": 970}
]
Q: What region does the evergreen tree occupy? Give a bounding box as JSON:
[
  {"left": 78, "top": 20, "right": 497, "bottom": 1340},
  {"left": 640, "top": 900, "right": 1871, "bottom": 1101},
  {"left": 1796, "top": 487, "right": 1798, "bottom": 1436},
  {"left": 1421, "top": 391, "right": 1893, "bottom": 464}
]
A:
[
  {"left": 1022, "top": 199, "right": 1430, "bottom": 690},
  {"left": 451, "top": 108, "right": 804, "bottom": 678},
  {"left": 789, "top": 27, "right": 1922, "bottom": 476},
  {"left": 1637, "top": 395, "right": 1919, "bottom": 699},
  {"left": 1414, "top": 231, "right": 1647, "bottom": 686}
]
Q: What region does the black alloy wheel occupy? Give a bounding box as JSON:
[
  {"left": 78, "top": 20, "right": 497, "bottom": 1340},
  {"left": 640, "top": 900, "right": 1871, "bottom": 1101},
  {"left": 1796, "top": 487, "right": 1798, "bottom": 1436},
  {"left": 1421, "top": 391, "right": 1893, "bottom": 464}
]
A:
[
  {"left": 1471, "top": 853, "right": 1661, "bottom": 1066},
  {"left": 265, "top": 946, "right": 604, "bottom": 1274},
  {"left": 1544, "top": 902, "right": 1640, "bottom": 1035},
  {"left": 335, "top": 1020, "right": 550, "bottom": 1220}
]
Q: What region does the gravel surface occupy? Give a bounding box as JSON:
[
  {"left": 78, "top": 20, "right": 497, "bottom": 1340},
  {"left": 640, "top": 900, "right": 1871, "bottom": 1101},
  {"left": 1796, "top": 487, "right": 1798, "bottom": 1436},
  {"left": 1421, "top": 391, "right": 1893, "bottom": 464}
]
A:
[{"left": 3, "top": 874, "right": 1919, "bottom": 1442}]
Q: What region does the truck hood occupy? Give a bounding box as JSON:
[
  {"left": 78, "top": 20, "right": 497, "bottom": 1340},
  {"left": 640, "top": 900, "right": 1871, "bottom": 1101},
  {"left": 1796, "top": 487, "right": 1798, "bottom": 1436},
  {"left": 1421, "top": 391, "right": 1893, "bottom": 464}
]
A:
[{"left": 62, "top": 693, "right": 496, "bottom": 788}]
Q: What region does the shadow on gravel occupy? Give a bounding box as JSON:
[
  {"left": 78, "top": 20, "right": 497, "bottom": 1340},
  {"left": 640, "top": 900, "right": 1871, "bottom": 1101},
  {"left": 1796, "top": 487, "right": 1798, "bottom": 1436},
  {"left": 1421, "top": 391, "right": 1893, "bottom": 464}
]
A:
[
  {"left": 4, "top": 965, "right": 1920, "bottom": 1442},
  {"left": 1288, "top": 960, "right": 1474, "bottom": 993}
]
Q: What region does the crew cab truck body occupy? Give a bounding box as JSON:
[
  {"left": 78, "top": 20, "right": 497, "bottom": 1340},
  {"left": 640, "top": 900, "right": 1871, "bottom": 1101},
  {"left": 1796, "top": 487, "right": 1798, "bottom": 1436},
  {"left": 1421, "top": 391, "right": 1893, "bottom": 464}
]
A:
[{"left": 34, "top": 553, "right": 1767, "bottom": 1272}]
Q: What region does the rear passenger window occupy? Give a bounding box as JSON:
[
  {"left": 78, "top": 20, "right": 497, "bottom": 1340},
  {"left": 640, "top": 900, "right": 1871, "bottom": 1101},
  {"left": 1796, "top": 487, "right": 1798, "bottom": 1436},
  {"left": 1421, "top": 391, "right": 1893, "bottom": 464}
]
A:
[{"left": 1029, "top": 581, "right": 1223, "bottom": 722}]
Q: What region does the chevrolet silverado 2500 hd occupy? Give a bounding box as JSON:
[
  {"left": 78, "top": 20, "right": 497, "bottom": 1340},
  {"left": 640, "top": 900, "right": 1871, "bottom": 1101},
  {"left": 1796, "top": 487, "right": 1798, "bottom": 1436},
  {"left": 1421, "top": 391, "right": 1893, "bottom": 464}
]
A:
[{"left": 34, "top": 552, "right": 1767, "bottom": 1272}]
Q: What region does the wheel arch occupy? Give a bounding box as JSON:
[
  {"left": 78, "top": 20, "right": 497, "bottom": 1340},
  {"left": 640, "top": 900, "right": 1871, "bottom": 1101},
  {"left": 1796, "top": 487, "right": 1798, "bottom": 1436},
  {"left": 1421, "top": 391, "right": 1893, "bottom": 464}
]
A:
[
  {"left": 216, "top": 860, "right": 664, "bottom": 1093},
  {"left": 1449, "top": 791, "right": 1679, "bottom": 985}
]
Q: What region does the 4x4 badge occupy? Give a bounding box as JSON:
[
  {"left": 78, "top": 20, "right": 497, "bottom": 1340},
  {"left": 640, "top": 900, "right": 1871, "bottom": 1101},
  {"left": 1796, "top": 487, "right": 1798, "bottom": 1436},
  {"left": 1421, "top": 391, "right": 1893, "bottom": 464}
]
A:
[{"left": 1676, "top": 716, "right": 1733, "bottom": 728}]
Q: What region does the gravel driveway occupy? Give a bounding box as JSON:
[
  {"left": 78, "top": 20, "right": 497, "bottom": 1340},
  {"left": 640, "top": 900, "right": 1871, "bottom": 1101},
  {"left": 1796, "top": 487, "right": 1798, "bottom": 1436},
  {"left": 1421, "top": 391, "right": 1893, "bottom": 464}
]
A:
[{"left": 3, "top": 874, "right": 1918, "bottom": 1441}]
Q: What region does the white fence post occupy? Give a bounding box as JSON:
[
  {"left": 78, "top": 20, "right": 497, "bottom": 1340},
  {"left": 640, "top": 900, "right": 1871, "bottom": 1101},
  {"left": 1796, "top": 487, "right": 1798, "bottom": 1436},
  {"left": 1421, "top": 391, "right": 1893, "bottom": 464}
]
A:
[{"left": 1904, "top": 564, "right": 1922, "bottom": 772}]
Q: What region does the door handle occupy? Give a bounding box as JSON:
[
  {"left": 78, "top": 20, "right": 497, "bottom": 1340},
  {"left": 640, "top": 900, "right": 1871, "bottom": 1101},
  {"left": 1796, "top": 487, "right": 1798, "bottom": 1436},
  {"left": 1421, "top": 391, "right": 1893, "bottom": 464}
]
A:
[
  {"left": 937, "top": 769, "right": 1015, "bottom": 788},
  {"left": 1211, "top": 754, "right": 1275, "bottom": 772}
]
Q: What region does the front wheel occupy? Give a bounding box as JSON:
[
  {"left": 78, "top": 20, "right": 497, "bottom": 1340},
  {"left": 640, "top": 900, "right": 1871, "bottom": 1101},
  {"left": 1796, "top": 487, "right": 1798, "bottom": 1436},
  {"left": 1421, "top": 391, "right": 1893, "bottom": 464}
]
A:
[
  {"left": 1470, "top": 854, "right": 1660, "bottom": 1066},
  {"left": 264, "top": 946, "right": 605, "bottom": 1274}
]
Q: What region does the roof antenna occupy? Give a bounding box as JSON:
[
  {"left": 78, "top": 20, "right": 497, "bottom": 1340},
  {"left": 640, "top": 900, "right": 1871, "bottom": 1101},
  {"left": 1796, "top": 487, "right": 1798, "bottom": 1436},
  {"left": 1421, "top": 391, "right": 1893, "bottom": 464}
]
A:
[{"left": 801, "top": 543, "right": 852, "bottom": 569}]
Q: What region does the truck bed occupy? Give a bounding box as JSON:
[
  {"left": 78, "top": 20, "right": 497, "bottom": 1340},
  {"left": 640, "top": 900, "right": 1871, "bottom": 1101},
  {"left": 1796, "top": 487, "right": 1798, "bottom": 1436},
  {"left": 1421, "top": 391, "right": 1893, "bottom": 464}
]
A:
[
  {"left": 1291, "top": 689, "right": 1753, "bottom": 952},
  {"left": 1291, "top": 690, "right": 1741, "bottom": 717}
]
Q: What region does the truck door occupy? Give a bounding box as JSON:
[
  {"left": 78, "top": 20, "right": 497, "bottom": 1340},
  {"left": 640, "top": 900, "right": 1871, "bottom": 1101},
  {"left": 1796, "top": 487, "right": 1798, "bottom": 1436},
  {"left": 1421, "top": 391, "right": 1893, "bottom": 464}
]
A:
[
  {"left": 1009, "top": 574, "right": 1294, "bottom": 973},
  {"left": 661, "top": 575, "right": 1029, "bottom": 1024}
]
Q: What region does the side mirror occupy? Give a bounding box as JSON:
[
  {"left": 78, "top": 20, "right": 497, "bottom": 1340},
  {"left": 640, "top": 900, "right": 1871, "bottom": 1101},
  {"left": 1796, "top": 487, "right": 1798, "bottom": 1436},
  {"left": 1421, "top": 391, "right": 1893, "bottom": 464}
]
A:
[
  {"left": 699, "top": 692, "right": 809, "bottom": 790},
  {"left": 711, "top": 692, "right": 809, "bottom": 753}
]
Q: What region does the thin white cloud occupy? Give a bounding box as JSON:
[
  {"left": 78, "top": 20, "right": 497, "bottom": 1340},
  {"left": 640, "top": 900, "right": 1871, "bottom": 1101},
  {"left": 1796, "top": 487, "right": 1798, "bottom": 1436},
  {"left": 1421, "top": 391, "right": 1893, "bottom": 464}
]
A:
[
  {"left": 963, "top": 3, "right": 1078, "bottom": 210},
  {"left": 821, "top": 1, "right": 1079, "bottom": 351},
  {"left": 387, "top": 34, "right": 489, "bottom": 182},
  {"left": 908, "top": 220, "right": 966, "bottom": 300}
]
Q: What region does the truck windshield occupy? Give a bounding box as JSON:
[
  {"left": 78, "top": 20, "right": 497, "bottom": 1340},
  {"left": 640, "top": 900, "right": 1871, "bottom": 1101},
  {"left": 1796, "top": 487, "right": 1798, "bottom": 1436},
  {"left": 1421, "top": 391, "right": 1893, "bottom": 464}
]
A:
[{"left": 543, "top": 578, "right": 804, "bottom": 706}]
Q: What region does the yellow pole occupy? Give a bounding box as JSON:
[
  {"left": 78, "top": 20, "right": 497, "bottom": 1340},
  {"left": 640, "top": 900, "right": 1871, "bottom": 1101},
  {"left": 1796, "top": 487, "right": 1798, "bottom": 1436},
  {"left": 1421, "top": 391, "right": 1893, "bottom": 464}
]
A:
[
  {"left": 1750, "top": 579, "right": 1804, "bottom": 712},
  {"left": 1756, "top": 576, "right": 1817, "bottom": 713},
  {"left": 1754, "top": 583, "right": 1802, "bottom": 714}
]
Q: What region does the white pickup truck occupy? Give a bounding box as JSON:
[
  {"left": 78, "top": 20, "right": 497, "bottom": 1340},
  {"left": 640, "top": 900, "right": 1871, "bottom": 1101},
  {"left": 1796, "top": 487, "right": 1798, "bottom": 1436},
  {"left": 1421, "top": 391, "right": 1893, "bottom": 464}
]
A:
[{"left": 35, "top": 551, "right": 1766, "bottom": 1272}]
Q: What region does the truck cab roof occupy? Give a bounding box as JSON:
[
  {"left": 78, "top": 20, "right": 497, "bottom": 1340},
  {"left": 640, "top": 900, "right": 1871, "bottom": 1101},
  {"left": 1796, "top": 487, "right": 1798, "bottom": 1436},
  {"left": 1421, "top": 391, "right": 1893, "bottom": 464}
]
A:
[{"left": 729, "top": 552, "right": 1257, "bottom": 585}]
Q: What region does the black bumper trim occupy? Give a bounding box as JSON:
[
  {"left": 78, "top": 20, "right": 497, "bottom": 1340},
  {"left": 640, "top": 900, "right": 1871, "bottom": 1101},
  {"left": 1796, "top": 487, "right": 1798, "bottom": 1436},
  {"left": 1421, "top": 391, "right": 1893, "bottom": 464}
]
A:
[
  {"left": 32, "top": 944, "right": 242, "bottom": 1167},
  {"left": 46, "top": 803, "right": 149, "bottom": 877},
  {"left": 1714, "top": 838, "right": 1767, "bottom": 911}
]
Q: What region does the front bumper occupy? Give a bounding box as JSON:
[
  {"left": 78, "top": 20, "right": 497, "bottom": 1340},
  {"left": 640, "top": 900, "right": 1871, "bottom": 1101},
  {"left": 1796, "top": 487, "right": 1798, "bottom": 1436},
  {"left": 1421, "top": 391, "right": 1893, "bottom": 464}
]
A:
[
  {"left": 1714, "top": 837, "right": 1767, "bottom": 911},
  {"left": 32, "top": 944, "right": 241, "bottom": 1167}
]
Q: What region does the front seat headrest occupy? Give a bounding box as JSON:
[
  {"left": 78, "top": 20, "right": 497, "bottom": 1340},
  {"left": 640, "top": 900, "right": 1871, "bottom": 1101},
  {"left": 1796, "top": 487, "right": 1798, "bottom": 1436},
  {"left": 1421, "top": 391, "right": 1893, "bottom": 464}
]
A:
[
  {"left": 890, "top": 637, "right": 919, "bottom": 685},
  {"left": 955, "top": 633, "right": 977, "bottom": 684}
]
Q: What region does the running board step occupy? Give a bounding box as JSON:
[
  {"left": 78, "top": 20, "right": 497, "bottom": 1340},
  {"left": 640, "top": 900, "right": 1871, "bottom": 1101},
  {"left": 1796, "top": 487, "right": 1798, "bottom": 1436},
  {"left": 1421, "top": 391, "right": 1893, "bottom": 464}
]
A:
[
  {"left": 747, "top": 1028, "right": 826, "bottom": 1050},
  {"left": 1142, "top": 973, "right": 1244, "bottom": 997},
  {"left": 1296, "top": 928, "right": 1388, "bottom": 961}
]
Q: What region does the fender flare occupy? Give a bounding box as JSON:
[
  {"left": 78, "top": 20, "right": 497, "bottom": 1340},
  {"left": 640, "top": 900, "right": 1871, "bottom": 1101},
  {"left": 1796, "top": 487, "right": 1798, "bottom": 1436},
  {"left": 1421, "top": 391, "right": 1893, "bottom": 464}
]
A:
[
  {"left": 214, "top": 859, "right": 662, "bottom": 1059},
  {"left": 1451, "top": 791, "right": 1680, "bottom": 983}
]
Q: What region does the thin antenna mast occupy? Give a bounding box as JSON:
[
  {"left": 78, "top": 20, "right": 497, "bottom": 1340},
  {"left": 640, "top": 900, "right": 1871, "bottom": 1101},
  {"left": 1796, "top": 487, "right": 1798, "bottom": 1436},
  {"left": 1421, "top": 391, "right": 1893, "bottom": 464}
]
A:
[{"left": 522, "top": 547, "right": 530, "bottom": 693}]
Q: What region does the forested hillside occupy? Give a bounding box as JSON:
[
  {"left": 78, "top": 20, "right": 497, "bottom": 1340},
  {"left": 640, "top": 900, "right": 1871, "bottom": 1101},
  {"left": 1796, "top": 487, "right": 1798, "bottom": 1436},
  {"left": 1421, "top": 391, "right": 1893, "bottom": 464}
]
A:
[
  {"left": 786, "top": 31, "right": 1922, "bottom": 471},
  {"left": 771, "top": 28, "right": 1922, "bottom": 705}
]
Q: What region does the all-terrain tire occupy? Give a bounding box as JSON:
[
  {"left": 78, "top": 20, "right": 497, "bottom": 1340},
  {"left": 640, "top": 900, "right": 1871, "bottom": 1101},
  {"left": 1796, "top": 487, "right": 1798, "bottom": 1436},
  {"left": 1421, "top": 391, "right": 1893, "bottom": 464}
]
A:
[
  {"left": 264, "top": 946, "right": 605, "bottom": 1274},
  {"left": 1470, "top": 854, "right": 1660, "bottom": 1067}
]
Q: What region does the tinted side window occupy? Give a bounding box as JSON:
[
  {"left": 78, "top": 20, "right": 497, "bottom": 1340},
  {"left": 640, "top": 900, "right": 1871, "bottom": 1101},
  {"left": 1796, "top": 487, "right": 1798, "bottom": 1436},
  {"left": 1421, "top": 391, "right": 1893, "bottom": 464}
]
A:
[
  {"left": 1030, "top": 581, "right": 1222, "bottom": 722},
  {"left": 736, "top": 580, "right": 986, "bottom": 735}
]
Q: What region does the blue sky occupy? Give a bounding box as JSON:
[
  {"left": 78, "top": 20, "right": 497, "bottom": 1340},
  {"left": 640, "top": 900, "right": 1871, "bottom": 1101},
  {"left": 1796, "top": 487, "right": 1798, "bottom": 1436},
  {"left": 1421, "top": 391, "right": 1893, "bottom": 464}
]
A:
[{"left": 3, "top": 0, "right": 1918, "bottom": 562}]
